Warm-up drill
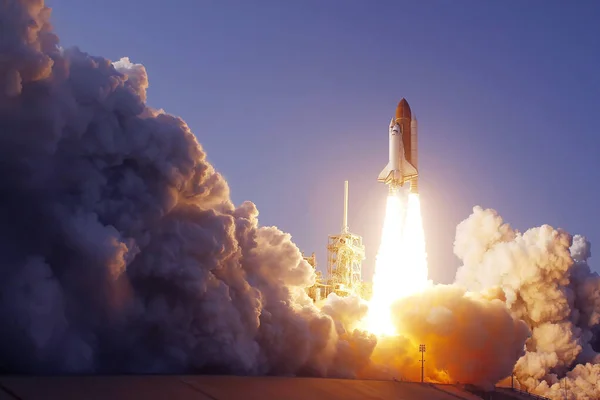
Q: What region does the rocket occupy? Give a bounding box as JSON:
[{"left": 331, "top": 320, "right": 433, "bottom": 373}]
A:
[{"left": 377, "top": 98, "right": 419, "bottom": 193}]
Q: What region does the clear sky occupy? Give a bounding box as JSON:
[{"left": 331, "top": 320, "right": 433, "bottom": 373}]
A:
[{"left": 47, "top": 0, "right": 600, "bottom": 283}]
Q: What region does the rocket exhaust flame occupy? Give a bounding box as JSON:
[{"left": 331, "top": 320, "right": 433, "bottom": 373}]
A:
[
  {"left": 366, "top": 192, "right": 430, "bottom": 336},
  {"left": 366, "top": 194, "right": 405, "bottom": 336}
]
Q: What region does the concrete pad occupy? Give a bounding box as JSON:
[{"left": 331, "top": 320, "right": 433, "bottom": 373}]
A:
[
  {"left": 0, "top": 375, "right": 484, "bottom": 400},
  {"left": 0, "top": 376, "right": 213, "bottom": 400}
]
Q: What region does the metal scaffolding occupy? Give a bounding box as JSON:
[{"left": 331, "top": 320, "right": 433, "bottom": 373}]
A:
[
  {"left": 326, "top": 181, "right": 365, "bottom": 297},
  {"left": 303, "top": 252, "right": 330, "bottom": 302}
]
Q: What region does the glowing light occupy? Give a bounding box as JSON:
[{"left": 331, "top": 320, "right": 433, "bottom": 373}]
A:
[{"left": 366, "top": 192, "right": 429, "bottom": 336}]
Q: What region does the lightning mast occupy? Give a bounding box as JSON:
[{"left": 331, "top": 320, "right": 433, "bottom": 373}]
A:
[{"left": 326, "top": 181, "right": 365, "bottom": 297}]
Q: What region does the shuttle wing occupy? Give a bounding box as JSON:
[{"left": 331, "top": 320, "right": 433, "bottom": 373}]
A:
[{"left": 377, "top": 162, "right": 395, "bottom": 183}]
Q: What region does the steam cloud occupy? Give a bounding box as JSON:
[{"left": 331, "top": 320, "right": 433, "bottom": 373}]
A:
[
  {"left": 1, "top": 2, "right": 598, "bottom": 399},
  {"left": 455, "top": 207, "right": 600, "bottom": 399},
  {"left": 0, "top": 0, "right": 375, "bottom": 376}
]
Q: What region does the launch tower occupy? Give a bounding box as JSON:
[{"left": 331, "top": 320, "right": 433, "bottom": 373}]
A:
[{"left": 326, "top": 181, "right": 365, "bottom": 297}]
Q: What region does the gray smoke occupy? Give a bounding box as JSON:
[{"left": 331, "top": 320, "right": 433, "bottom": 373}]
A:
[{"left": 0, "top": 0, "right": 375, "bottom": 375}]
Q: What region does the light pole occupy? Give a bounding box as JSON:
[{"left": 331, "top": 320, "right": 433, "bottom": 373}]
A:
[{"left": 419, "top": 344, "right": 426, "bottom": 383}]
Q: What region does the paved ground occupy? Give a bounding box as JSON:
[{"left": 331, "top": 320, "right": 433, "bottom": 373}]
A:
[{"left": 0, "top": 375, "right": 486, "bottom": 400}]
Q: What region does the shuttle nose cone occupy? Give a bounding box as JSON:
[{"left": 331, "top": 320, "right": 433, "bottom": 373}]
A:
[{"left": 395, "top": 98, "right": 412, "bottom": 121}]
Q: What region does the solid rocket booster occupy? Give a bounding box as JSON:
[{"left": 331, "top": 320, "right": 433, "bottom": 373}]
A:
[{"left": 377, "top": 98, "right": 419, "bottom": 193}]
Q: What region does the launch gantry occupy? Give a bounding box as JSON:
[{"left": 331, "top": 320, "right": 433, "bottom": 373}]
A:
[{"left": 326, "top": 181, "right": 365, "bottom": 297}]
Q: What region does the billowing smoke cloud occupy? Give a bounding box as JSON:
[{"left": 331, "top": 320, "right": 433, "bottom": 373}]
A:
[
  {"left": 358, "top": 285, "right": 530, "bottom": 390},
  {"left": 2, "top": 2, "right": 598, "bottom": 397},
  {"left": 0, "top": 0, "right": 376, "bottom": 376},
  {"left": 455, "top": 206, "right": 600, "bottom": 399}
]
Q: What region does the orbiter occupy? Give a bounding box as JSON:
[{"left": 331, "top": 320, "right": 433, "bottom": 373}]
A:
[{"left": 377, "top": 98, "right": 419, "bottom": 193}]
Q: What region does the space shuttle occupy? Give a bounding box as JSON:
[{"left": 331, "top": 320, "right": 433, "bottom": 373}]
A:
[{"left": 377, "top": 98, "right": 419, "bottom": 193}]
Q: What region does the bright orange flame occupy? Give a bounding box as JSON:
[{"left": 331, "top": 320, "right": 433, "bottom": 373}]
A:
[{"left": 366, "top": 192, "right": 429, "bottom": 336}]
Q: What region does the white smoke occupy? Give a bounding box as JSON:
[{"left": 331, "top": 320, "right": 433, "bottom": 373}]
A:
[{"left": 454, "top": 206, "right": 600, "bottom": 399}]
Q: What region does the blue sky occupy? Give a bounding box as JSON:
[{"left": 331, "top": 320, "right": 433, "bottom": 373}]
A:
[{"left": 48, "top": 0, "right": 600, "bottom": 282}]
